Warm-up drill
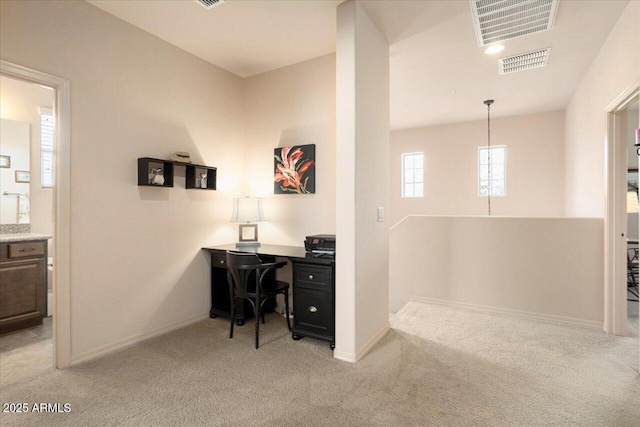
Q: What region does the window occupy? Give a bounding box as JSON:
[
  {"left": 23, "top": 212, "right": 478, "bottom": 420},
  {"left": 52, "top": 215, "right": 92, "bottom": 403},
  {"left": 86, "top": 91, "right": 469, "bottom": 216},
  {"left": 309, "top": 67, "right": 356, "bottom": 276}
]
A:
[
  {"left": 40, "top": 108, "right": 54, "bottom": 189},
  {"left": 402, "top": 152, "right": 424, "bottom": 198},
  {"left": 478, "top": 146, "right": 505, "bottom": 197}
]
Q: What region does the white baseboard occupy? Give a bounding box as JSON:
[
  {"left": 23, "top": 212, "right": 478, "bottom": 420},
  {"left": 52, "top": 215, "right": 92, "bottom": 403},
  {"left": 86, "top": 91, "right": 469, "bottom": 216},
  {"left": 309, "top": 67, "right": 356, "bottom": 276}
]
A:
[
  {"left": 71, "top": 313, "right": 210, "bottom": 365},
  {"left": 410, "top": 296, "right": 603, "bottom": 330},
  {"left": 332, "top": 349, "right": 356, "bottom": 363},
  {"left": 333, "top": 322, "right": 390, "bottom": 363}
]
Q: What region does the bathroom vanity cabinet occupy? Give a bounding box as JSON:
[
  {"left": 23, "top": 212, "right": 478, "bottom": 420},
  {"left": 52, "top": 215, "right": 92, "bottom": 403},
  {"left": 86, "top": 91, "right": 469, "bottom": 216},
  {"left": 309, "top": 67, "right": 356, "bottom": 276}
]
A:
[{"left": 0, "top": 239, "right": 48, "bottom": 335}]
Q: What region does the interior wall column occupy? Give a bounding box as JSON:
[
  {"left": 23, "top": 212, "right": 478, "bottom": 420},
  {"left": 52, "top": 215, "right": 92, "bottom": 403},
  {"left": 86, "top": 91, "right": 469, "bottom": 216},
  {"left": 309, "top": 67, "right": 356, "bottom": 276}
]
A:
[{"left": 335, "top": 0, "right": 390, "bottom": 362}]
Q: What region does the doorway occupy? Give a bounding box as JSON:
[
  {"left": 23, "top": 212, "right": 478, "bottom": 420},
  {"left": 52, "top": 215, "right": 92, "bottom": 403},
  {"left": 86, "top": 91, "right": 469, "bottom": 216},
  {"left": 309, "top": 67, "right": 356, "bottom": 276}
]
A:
[
  {"left": 624, "top": 98, "right": 639, "bottom": 338},
  {"left": 605, "top": 80, "right": 640, "bottom": 340},
  {"left": 0, "top": 60, "right": 71, "bottom": 370},
  {"left": 0, "top": 75, "right": 55, "bottom": 383}
]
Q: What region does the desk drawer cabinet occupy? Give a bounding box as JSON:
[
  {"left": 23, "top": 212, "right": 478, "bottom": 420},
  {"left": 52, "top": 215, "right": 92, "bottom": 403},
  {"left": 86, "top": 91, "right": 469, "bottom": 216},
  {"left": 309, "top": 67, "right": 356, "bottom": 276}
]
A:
[
  {"left": 291, "top": 261, "right": 335, "bottom": 349},
  {"left": 294, "top": 286, "right": 333, "bottom": 335}
]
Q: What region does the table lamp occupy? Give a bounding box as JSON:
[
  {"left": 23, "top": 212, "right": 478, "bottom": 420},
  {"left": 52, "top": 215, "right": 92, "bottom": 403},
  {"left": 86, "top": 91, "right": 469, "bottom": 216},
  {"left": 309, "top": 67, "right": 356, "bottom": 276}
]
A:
[{"left": 230, "top": 197, "right": 265, "bottom": 247}]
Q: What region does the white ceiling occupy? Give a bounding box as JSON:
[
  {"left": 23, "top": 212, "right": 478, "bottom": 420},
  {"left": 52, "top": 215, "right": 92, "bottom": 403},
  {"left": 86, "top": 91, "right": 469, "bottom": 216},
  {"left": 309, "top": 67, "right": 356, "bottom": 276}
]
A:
[
  {"left": 88, "top": 0, "right": 341, "bottom": 78},
  {"left": 88, "top": 0, "right": 630, "bottom": 130}
]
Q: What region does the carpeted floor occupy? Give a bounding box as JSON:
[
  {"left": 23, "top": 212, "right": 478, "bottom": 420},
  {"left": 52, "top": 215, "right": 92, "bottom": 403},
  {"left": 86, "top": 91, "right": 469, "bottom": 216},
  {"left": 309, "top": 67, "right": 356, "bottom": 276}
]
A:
[
  {"left": 0, "top": 302, "right": 638, "bottom": 426},
  {"left": 629, "top": 299, "right": 639, "bottom": 338}
]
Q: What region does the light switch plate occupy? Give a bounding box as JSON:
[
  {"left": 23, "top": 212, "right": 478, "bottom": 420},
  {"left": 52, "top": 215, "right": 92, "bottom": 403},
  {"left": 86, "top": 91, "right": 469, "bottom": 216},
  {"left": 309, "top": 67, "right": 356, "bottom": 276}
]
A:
[{"left": 377, "top": 207, "right": 384, "bottom": 222}]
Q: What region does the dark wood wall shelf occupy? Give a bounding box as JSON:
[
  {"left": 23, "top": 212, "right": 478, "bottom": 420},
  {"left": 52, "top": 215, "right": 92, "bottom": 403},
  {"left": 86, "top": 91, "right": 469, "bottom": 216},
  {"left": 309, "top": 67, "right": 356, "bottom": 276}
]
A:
[{"left": 138, "top": 157, "right": 216, "bottom": 190}]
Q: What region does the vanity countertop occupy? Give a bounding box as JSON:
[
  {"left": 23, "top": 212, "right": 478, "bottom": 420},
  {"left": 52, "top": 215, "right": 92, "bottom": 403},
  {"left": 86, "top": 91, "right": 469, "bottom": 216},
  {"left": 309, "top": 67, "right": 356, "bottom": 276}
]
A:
[{"left": 0, "top": 233, "right": 53, "bottom": 243}]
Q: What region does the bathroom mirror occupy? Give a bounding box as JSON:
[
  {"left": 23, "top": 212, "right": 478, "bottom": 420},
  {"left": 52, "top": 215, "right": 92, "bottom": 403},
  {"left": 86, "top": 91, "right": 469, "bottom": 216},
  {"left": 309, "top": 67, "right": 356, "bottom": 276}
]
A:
[
  {"left": 0, "top": 74, "right": 55, "bottom": 226},
  {"left": 0, "top": 118, "right": 30, "bottom": 224}
]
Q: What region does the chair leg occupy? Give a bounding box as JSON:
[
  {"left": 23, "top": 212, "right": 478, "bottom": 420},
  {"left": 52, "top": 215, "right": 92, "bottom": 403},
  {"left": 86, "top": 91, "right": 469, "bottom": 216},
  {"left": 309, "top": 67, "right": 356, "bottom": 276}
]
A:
[
  {"left": 229, "top": 299, "right": 235, "bottom": 339},
  {"left": 255, "top": 297, "right": 260, "bottom": 349},
  {"left": 284, "top": 290, "right": 291, "bottom": 331},
  {"left": 252, "top": 297, "right": 262, "bottom": 350}
]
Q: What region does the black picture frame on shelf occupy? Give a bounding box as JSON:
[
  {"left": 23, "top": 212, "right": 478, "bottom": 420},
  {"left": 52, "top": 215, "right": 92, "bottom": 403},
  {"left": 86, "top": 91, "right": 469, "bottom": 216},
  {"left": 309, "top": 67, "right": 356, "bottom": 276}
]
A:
[
  {"left": 137, "top": 157, "right": 216, "bottom": 190},
  {"left": 138, "top": 158, "right": 174, "bottom": 187},
  {"left": 185, "top": 164, "right": 217, "bottom": 190}
]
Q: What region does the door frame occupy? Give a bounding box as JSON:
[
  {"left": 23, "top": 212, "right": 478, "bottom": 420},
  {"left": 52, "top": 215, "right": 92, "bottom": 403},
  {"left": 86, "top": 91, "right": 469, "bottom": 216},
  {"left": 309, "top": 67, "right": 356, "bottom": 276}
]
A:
[
  {"left": 1, "top": 60, "right": 71, "bottom": 368},
  {"left": 604, "top": 79, "right": 639, "bottom": 336}
]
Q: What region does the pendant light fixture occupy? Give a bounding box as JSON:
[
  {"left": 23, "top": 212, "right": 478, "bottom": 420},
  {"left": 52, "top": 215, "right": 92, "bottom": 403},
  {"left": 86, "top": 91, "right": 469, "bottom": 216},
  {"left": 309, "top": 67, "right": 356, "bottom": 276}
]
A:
[{"left": 484, "top": 99, "right": 494, "bottom": 216}]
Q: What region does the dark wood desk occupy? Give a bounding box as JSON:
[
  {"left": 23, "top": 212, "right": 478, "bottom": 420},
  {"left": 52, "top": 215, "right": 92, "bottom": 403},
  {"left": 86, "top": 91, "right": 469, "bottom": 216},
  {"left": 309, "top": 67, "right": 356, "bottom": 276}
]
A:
[{"left": 202, "top": 244, "right": 336, "bottom": 349}]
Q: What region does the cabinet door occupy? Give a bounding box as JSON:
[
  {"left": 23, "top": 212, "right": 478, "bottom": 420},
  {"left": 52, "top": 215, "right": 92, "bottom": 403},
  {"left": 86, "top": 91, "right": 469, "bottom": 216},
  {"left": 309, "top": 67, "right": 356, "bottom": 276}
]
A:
[
  {"left": 0, "top": 259, "right": 46, "bottom": 328},
  {"left": 294, "top": 286, "right": 333, "bottom": 335}
]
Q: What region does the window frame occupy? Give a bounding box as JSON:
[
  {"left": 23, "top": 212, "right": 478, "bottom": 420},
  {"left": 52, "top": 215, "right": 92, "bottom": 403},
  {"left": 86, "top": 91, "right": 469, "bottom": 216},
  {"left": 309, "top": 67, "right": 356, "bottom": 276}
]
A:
[
  {"left": 478, "top": 145, "right": 506, "bottom": 197},
  {"left": 401, "top": 152, "right": 424, "bottom": 198},
  {"left": 40, "top": 107, "right": 54, "bottom": 189}
]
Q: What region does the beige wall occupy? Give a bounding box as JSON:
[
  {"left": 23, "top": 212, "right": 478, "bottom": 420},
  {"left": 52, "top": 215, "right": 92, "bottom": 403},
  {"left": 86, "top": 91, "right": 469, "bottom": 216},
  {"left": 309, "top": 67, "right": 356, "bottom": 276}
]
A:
[
  {"left": 565, "top": 1, "right": 640, "bottom": 217},
  {"left": 1, "top": 0, "right": 244, "bottom": 361},
  {"left": 242, "top": 54, "right": 336, "bottom": 246},
  {"left": 390, "top": 111, "right": 566, "bottom": 225},
  {"left": 336, "top": 0, "right": 390, "bottom": 362},
  {"left": 0, "top": 76, "right": 54, "bottom": 243},
  {"left": 390, "top": 216, "right": 604, "bottom": 327}
]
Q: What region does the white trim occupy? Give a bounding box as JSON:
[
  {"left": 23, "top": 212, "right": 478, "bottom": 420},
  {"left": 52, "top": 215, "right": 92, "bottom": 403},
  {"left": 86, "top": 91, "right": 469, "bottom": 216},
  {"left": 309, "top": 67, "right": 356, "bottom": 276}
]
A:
[
  {"left": 0, "top": 60, "right": 72, "bottom": 368},
  {"left": 71, "top": 313, "right": 210, "bottom": 365},
  {"left": 333, "top": 322, "right": 390, "bottom": 363},
  {"left": 411, "top": 296, "right": 603, "bottom": 330},
  {"left": 604, "top": 77, "right": 640, "bottom": 336}
]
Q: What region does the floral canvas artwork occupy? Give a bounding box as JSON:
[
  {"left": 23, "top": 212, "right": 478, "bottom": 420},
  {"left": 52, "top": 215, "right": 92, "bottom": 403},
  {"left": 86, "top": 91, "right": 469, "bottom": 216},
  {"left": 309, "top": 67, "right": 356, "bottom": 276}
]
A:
[{"left": 274, "top": 144, "right": 316, "bottom": 194}]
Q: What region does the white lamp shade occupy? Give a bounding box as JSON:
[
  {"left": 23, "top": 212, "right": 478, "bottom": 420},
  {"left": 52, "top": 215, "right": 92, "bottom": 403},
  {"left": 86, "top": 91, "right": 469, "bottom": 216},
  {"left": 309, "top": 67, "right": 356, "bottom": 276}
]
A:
[
  {"left": 230, "top": 197, "right": 265, "bottom": 222},
  {"left": 627, "top": 191, "right": 639, "bottom": 213}
]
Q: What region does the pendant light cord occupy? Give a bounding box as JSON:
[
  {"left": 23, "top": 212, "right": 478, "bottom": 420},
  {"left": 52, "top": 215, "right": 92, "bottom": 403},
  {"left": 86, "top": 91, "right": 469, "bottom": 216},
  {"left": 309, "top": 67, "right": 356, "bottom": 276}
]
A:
[{"left": 484, "top": 99, "right": 494, "bottom": 217}]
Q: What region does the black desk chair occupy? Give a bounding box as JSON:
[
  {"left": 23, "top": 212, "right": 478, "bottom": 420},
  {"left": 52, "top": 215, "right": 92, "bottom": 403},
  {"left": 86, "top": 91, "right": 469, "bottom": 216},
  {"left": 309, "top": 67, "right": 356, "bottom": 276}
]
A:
[{"left": 226, "top": 251, "right": 291, "bottom": 349}]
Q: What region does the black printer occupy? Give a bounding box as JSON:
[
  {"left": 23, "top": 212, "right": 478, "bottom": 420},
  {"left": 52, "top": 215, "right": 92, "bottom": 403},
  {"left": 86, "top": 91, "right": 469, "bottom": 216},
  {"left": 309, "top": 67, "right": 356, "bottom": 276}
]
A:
[{"left": 304, "top": 234, "right": 336, "bottom": 256}]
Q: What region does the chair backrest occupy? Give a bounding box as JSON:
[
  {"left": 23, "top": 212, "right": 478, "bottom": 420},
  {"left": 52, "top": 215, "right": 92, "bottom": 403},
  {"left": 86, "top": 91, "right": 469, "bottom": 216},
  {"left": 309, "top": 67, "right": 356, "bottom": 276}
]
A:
[{"left": 226, "top": 251, "right": 263, "bottom": 298}]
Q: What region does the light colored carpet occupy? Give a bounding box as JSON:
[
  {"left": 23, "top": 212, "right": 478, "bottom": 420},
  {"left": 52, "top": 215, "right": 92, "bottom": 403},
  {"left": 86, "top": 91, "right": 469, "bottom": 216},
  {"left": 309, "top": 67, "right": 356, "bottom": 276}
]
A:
[
  {"left": 629, "top": 300, "right": 639, "bottom": 338},
  {"left": 0, "top": 303, "right": 638, "bottom": 426}
]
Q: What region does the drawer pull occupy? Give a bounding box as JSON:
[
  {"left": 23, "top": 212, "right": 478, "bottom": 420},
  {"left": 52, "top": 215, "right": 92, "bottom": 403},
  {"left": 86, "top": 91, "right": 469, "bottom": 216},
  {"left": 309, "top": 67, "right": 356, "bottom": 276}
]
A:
[
  {"left": 220, "top": 260, "right": 225, "bottom": 265},
  {"left": 308, "top": 306, "right": 318, "bottom": 313},
  {"left": 308, "top": 274, "right": 314, "bottom": 280},
  {"left": 19, "top": 248, "right": 36, "bottom": 253}
]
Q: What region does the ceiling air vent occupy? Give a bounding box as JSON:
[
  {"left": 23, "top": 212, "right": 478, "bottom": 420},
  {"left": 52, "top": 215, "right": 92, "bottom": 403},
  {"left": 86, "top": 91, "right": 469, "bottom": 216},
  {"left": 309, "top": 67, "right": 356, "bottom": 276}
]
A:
[
  {"left": 469, "top": 0, "right": 559, "bottom": 46},
  {"left": 194, "top": 0, "right": 224, "bottom": 10},
  {"left": 499, "top": 48, "right": 550, "bottom": 74}
]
